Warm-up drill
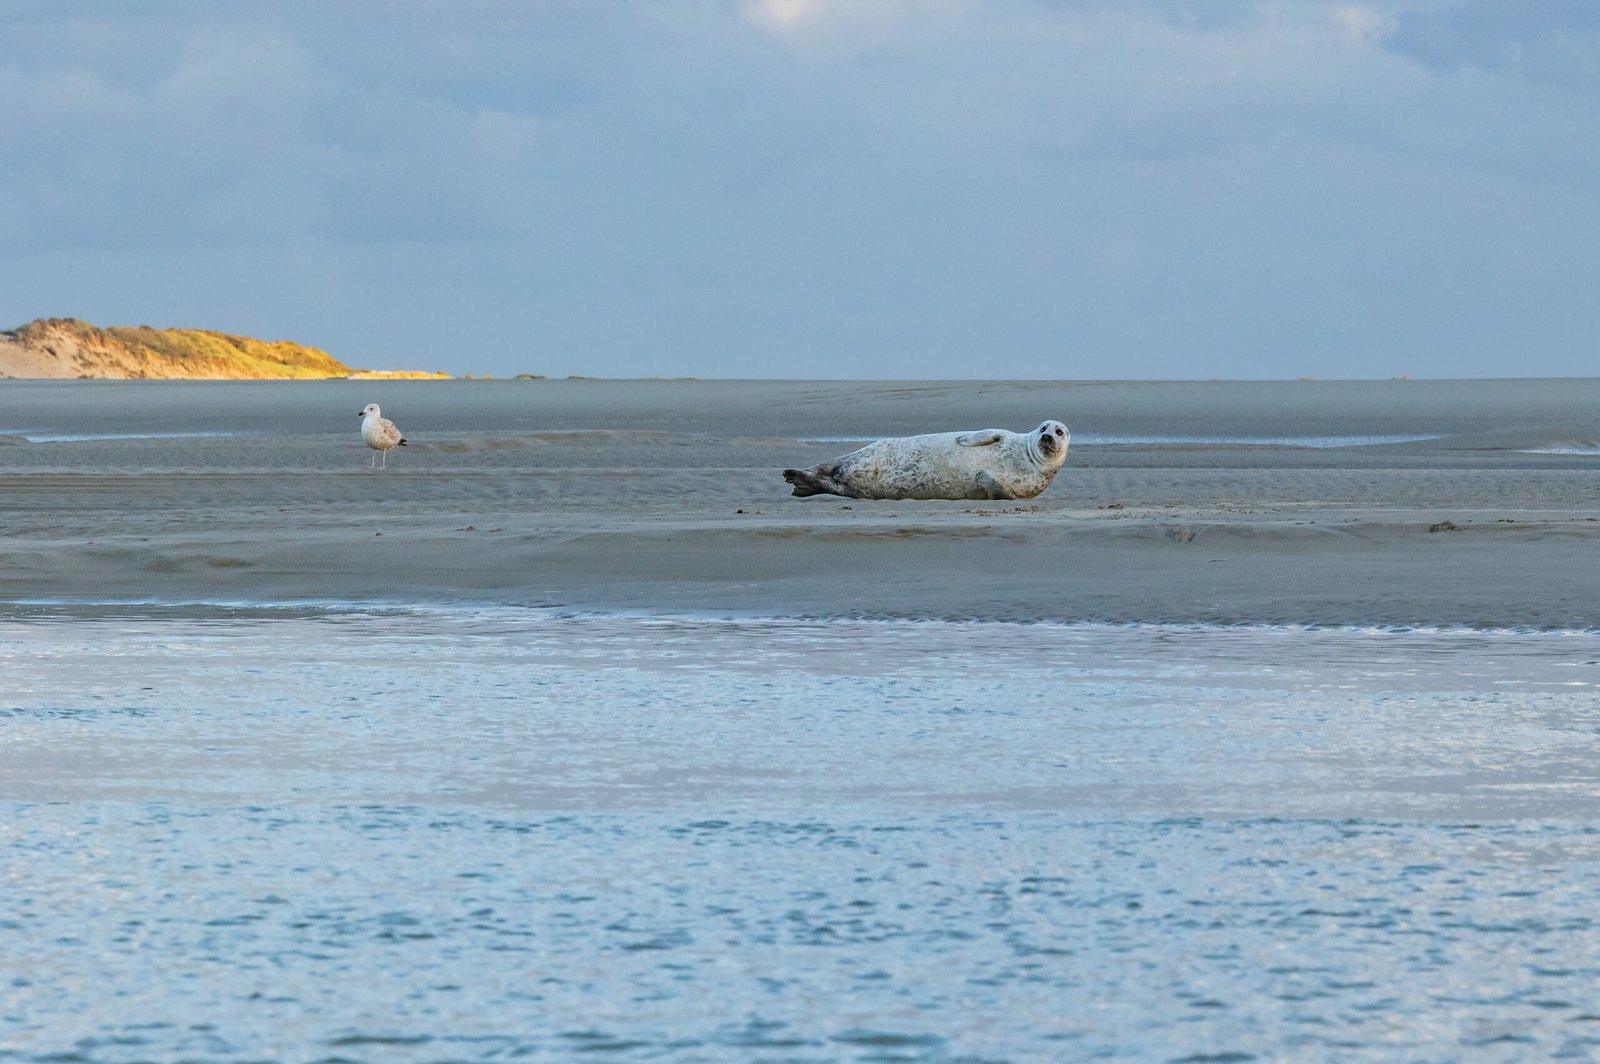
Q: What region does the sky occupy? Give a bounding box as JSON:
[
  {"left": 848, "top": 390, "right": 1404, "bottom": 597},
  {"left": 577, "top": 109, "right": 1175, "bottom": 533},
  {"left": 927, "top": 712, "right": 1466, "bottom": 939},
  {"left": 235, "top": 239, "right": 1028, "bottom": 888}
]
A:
[{"left": 1, "top": 0, "right": 1596, "bottom": 380}]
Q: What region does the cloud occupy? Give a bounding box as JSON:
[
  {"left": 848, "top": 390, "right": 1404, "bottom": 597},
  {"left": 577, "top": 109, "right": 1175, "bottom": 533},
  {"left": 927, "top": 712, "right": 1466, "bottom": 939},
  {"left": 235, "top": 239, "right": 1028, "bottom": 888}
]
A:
[
  {"left": 740, "top": 0, "right": 976, "bottom": 56},
  {"left": 0, "top": 29, "right": 322, "bottom": 251},
  {"left": 0, "top": 5, "right": 556, "bottom": 252},
  {"left": 1, "top": 0, "right": 1595, "bottom": 377},
  {"left": 13, "top": 0, "right": 1551, "bottom": 258},
  {"left": 1329, "top": 5, "right": 1393, "bottom": 44},
  {"left": 1384, "top": 0, "right": 1600, "bottom": 90}
]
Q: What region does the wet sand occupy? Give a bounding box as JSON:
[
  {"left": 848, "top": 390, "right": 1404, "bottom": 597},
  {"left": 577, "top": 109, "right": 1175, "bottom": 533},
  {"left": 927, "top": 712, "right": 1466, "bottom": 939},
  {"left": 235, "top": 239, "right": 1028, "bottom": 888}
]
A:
[{"left": 2, "top": 377, "right": 1597, "bottom": 627}]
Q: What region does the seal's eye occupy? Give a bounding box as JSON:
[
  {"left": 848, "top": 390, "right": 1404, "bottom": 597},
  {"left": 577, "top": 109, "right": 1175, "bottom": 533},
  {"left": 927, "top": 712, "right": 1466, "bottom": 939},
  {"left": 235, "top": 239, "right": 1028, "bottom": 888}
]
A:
[{"left": 1055, "top": 428, "right": 1064, "bottom": 436}]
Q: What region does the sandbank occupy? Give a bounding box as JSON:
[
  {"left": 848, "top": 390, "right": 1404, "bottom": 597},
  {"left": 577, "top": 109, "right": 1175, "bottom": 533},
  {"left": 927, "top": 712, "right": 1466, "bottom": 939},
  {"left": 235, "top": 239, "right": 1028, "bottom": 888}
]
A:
[{"left": 1, "top": 378, "right": 1596, "bottom": 628}]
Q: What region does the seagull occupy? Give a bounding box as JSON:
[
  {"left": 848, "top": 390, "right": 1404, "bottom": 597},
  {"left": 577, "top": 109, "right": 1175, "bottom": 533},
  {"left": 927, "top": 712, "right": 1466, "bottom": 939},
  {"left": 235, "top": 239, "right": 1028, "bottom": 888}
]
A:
[{"left": 358, "top": 403, "right": 407, "bottom": 468}]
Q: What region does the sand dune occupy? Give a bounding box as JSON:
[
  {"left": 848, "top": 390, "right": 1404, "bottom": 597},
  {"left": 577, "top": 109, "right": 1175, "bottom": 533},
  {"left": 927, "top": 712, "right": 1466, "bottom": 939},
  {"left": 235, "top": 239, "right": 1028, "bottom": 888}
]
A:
[{"left": 0, "top": 318, "right": 451, "bottom": 380}]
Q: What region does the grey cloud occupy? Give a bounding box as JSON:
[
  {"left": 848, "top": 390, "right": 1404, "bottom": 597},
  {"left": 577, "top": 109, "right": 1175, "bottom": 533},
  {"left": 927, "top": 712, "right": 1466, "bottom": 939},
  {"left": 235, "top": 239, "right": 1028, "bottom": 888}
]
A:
[
  {"left": 0, "top": 0, "right": 1595, "bottom": 378},
  {"left": 0, "top": 3, "right": 586, "bottom": 251},
  {"left": 1386, "top": 0, "right": 1600, "bottom": 90},
  {"left": 0, "top": 17, "right": 329, "bottom": 251}
]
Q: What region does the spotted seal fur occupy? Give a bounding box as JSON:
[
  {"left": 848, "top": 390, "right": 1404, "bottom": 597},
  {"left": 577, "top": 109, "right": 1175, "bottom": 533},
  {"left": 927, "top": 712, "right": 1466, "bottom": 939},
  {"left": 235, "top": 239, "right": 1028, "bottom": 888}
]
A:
[{"left": 783, "top": 420, "right": 1069, "bottom": 500}]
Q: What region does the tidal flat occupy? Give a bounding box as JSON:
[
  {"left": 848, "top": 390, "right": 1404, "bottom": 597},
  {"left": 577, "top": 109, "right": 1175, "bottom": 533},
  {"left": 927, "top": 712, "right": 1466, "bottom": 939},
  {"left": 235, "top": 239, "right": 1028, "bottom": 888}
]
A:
[{"left": 3, "top": 378, "right": 1600, "bottom": 1061}]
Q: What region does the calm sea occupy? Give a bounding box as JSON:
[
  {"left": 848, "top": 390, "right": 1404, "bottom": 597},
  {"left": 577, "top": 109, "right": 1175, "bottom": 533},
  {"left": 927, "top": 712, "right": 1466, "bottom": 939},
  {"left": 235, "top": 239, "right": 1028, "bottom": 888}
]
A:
[{"left": 5, "top": 608, "right": 1600, "bottom": 1062}]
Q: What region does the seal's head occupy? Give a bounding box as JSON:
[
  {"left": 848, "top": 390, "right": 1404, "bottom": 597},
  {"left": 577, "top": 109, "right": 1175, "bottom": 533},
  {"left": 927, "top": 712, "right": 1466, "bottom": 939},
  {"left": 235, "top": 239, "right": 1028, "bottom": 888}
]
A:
[{"left": 1033, "top": 420, "right": 1070, "bottom": 464}]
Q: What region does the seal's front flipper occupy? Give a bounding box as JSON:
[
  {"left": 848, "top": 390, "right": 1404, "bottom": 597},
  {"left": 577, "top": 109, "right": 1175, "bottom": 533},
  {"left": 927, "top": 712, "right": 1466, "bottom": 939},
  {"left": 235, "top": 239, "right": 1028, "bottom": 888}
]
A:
[
  {"left": 956, "top": 430, "right": 1005, "bottom": 447},
  {"left": 784, "top": 467, "right": 834, "bottom": 497},
  {"left": 975, "top": 471, "right": 1015, "bottom": 500}
]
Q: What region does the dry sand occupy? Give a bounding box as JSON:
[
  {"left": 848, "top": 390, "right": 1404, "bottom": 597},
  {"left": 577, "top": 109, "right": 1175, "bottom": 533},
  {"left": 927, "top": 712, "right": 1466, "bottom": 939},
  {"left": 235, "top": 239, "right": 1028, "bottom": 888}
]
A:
[{"left": 1, "top": 377, "right": 1597, "bottom": 627}]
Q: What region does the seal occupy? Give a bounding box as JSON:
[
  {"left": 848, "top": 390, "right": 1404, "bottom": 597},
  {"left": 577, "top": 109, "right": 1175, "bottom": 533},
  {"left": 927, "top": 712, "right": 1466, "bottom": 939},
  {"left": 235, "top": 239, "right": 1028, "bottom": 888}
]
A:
[
  {"left": 784, "top": 420, "right": 1069, "bottom": 500},
  {"left": 358, "top": 403, "right": 407, "bottom": 468}
]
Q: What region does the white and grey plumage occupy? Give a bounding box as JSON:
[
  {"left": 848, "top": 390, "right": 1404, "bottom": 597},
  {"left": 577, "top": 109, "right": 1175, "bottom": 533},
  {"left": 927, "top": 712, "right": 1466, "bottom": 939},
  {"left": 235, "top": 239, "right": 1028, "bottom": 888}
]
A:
[{"left": 358, "top": 403, "right": 407, "bottom": 468}]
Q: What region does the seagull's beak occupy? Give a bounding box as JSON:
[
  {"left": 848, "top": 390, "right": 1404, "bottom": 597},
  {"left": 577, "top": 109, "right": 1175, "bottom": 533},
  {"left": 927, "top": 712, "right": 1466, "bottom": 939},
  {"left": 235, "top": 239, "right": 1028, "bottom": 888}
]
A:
[{"left": 357, "top": 410, "right": 364, "bottom": 416}]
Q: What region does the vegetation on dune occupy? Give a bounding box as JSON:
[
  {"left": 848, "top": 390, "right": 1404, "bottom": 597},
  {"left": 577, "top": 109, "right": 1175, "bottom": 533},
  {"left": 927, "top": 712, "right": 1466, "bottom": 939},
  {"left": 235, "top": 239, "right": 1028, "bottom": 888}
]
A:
[
  {"left": 6, "top": 318, "right": 351, "bottom": 379},
  {"left": 3, "top": 318, "right": 451, "bottom": 380},
  {"left": 104, "top": 324, "right": 352, "bottom": 377}
]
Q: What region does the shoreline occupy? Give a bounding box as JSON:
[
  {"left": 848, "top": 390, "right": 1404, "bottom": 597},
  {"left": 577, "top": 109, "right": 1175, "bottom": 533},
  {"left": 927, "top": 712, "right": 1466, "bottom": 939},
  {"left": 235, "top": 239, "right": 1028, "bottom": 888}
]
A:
[
  {"left": 7, "top": 599, "right": 1600, "bottom": 638},
  {"left": 1, "top": 509, "right": 1594, "bottom": 630}
]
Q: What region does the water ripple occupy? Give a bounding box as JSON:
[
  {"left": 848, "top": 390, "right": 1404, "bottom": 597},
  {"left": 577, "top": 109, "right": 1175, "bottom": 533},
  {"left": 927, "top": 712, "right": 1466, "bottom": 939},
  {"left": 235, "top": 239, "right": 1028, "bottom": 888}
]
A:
[{"left": 4, "top": 616, "right": 1600, "bottom": 1060}]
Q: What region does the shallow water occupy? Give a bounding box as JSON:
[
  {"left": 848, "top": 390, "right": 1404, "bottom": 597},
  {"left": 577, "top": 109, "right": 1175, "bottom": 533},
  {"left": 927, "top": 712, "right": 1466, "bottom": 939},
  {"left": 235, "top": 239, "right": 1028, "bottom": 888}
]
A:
[{"left": 5, "top": 611, "right": 1600, "bottom": 1061}]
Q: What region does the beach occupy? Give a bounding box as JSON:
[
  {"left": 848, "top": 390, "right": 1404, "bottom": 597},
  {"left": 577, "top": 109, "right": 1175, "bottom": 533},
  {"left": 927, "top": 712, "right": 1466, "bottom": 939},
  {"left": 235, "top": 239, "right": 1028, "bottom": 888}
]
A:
[
  {"left": 1, "top": 377, "right": 1597, "bottom": 626},
  {"left": 4, "top": 378, "right": 1600, "bottom": 1062}
]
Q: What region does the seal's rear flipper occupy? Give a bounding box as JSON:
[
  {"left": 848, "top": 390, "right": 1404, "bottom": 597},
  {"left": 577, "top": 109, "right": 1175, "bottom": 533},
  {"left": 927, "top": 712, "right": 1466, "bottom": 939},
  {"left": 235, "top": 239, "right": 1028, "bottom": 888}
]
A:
[{"left": 784, "top": 468, "right": 830, "bottom": 497}]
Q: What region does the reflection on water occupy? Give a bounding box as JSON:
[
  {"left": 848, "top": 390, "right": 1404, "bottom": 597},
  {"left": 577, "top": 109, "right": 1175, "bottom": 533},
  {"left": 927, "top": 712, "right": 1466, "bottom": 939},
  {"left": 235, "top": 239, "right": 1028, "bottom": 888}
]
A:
[
  {"left": 4, "top": 613, "right": 1600, "bottom": 1061},
  {"left": 1518, "top": 446, "right": 1600, "bottom": 456},
  {"left": 0, "top": 430, "right": 247, "bottom": 443}
]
